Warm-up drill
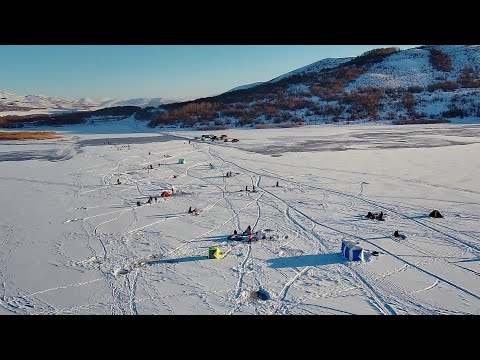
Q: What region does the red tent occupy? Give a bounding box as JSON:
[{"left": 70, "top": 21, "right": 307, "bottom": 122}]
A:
[{"left": 161, "top": 191, "right": 171, "bottom": 198}]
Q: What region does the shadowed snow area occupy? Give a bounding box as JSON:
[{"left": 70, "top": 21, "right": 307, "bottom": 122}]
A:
[
  {"left": 0, "top": 134, "right": 180, "bottom": 162},
  {"left": 1, "top": 124, "right": 479, "bottom": 314},
  {"left": 228, "top": 125, "right": 480, "bottom": 156}
]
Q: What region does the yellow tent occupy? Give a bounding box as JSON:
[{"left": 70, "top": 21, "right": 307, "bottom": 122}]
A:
[{"left": 208, "top": 246, "right": 224, "bottom": 259}]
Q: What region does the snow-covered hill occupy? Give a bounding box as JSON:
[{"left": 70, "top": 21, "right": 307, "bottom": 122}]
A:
[
  {"left": 347, "top": 45, "right": 480, "bottom": 90},
  {"left": 226, "top": 82, "right": 265, "bottom": 93},
  {"left": 270, "top": 57, "right": 352, "bottom": 83},
  {"left": 0, "top": 91, "right": 173, "bottom": 114},
  {"left": 149, "top": 45, "right": 480, "bottom": 129},
  {"left": 225, "top": 58, "right": 351, "bottom": 93}
]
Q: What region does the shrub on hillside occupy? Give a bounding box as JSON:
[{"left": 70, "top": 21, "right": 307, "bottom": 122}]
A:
[
  {"left": 255, "top": 124, "right": 276, "bottom": 129},
  {"left": 0, "top": 131, "right": 62, "bottom": 140},
  {"left": 222, "top": 107, "right": 247, "bottom": 118},
  {"left": 309, "top": 66, "right": 366, "bottom": 99},
  {"left": 441, "top": 107, "right": 465, "bottom": 118},
  {"left": 407, "top": 86, "right": 424, "bottom": 93},
  {"left": 197, "top": 125, "right": 229, "bottom": 131},
  {"left": 275, "top": 97, "right": 311, "bottom": 111},
  {"left": 149, "top": 102, "right": 219, "bottom": 127},
  {"left": 427, "top": 81, "right": 458, "bottom": 92},
  {"left": 386, "top": 111, "right": 397, "bottom": 120},
  {"left": 458, "top": 66, "right": 480, "bottom": 88},
  {"left": 392, "top": 119, "right": 450, "bottom": 125},
  {"left": 238, "top": 115, "right": 253, "bottom": 126},
  {"left": 402, "top": 92, "right": 416, "bottom": 116},
  {"left": 277, "top": 123, "right": 303, "bottom": 128},
  {"left": 344, "top": 87, "right": 384, "bottom": 120},
  {"left": 349, "top": 47, "right": 401, "bottom": 66},
  {"left": 429, "top": 48, "right": 452, "bottom": 72}
]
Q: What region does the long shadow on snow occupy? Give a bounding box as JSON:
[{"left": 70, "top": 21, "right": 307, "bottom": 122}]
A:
[
  {"left": 267, "top": 253, "right": 343, "bottom": 269},
  {"left": 149, "top": 255, "right": 207, "bottom": 265},
  {"left": 147, "top": 213, "right": 185, "bottom": 219},
  {"left": 410, "top": 215, "right": 433, "bottom": 219}
]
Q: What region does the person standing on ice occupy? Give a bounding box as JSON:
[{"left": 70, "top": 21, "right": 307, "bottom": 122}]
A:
[{"left": 243, "top": 225, "right": 252, "bottom": 236}]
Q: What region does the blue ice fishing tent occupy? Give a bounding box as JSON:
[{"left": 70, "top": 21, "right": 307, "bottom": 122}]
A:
[{"left": 341, "top": 240, "right": 365, "bottom": 262}]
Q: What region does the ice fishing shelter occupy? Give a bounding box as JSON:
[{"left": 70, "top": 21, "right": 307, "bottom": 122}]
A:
[
  {"left": 208, "top": 246, "right": 224, "bottom": 259},
  {"left": 178, "top": 159, "right": 186, "bottom": 164},
  {"left": 341, "top": 240, "right": 365, "bottom": 262},
  {"left": 160, "top": 191, "right": 171, "bottom": 197}
]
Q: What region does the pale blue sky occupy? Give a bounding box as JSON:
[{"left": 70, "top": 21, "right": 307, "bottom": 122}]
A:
[{"left": 0, "top": 45, "right": 418, "bottom": 100}]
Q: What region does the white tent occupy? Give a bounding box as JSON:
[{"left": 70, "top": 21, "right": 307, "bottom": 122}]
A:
[{"left": 341, "top": 240, "right": 366, "bottom": 262}]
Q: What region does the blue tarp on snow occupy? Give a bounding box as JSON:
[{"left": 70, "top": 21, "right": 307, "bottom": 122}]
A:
[{"left": 341, "top": 240, "right": 365, "bottom": 262}]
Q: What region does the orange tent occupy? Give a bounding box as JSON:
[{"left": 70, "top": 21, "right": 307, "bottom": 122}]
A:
[{"left": 161, "top": 191, "right": 171, "bottom": 197}]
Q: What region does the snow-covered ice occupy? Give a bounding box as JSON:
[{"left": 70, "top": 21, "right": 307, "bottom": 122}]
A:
[{"left": 1, "top": 123, "right": 479, "bottom": 314}]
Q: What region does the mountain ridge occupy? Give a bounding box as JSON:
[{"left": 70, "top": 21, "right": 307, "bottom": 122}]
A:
[
  {"left": 0, "top": 92, "right": 178, "bottom": 113},
  {"left": 2, "top": 45, "right": 479, "bottom": 129}
]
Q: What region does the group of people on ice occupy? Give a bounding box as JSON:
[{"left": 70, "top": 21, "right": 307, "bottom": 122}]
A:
[
  {"left": 136, "top": 187, "right": 177, "bottom": 206},
  {"left": 137, "top": 195, "right": 159, "bottom": 206},
  {"left": 365, "top": 211, "right": 405, "bottom": 238},
  {"left": 228, "top": 225, "right": 266, "bottom": 243},
  {"left": 366, "top": 211, "right": 384, "bottom": 221}
]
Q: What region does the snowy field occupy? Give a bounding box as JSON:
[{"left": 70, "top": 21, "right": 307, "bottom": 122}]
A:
[{"left": 1, "top": 123, "right": 480, "bottom": 315}]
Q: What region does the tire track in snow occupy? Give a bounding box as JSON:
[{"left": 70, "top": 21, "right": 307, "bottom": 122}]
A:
[
  {"left": 93, "top": 209, "right": 132, "bottom": 235},
  {"left": 26, "top": 278, "right": 103, "bottom": 297},
  {"left": 271, "top": 267, "right": 311, "bottom": 315},
  {"left": 126, "top": 270, "right": 139, "bottom": 315},
  {"left": 409, "top": 279, "right": 439, "bottom": 295}
]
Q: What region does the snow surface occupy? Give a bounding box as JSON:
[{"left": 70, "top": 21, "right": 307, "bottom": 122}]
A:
[
  {"left": 226, "top": 82, "right": 265, "bottom": 93},
  {"left": 271, "top": 58, "right": 352, "bottom": 83},
  {"left": 1, "top": 123, "right": 480, "bottom": 314},
  {"left": 348, "top": 45, "right": 480, "bottom": 91}
]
